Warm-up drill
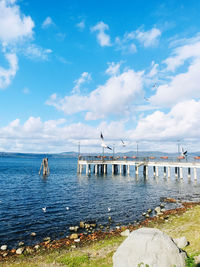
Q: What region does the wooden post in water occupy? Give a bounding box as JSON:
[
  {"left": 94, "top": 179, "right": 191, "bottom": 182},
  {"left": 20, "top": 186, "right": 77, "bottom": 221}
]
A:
[
  {"left": 188, "top": 168, "right": 191, "bottom": 179},
  {"left": 156, "top": 166, "right": 159, "bottom": 177},
  {"left": 175, "top": 167, "right": 178, "bottom": 178},
  {"left": 127, "top": 165, "right": 130, "bottom": 175},
  {"left": 194, "top": 167, "right": 197, "bottom": 180},
  {"left": 168, "top": 166, "right": 170, "bottom": 178},
  {"left": 153, "top": 166, "right": 156, "bottom": 176},
  {"left": 39, "top": 158, "right": 50, "bottom": 176},
  {"left": 164, "top": 166, "right": 167, "bottom": 178},
  {"left": 180, "top": 167, "right": 183, "bottom": 179},
  {"left": 119, "top": 164, "right": 122, "bottom": 174}
]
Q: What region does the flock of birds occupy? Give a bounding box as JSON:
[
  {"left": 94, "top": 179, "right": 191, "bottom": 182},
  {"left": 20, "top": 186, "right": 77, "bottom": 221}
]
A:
[
  {"left": 42, "top": 206, "right": 111, "bottom": 213},
  {"left": 100, "top": 132, "right": 126, "bottom": 151}
]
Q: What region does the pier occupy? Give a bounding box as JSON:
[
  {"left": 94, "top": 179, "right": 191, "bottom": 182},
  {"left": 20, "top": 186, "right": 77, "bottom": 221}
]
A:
[{"left": 77, "top": 155, "right": 200, "bottom": 180}]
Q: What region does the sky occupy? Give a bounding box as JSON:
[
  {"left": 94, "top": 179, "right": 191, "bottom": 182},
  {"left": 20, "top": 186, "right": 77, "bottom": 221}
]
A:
[{"left": 1, "top": 0, "right": 200, "bottom": 153}]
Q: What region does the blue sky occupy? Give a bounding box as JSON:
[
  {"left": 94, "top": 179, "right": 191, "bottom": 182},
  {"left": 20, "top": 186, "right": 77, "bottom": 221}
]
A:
[{"left": 1, "top": 0, "right": 200, "bottom": 153}]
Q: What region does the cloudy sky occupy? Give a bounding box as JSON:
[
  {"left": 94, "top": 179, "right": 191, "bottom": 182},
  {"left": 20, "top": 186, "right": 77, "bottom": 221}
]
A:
[{"left": 1, "top": 0, "right": 200, "bottom": 153}]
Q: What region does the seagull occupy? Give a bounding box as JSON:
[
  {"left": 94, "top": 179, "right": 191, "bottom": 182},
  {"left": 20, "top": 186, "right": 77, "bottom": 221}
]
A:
[
  {"left": 42, "top": 207, "right": 46, "bottom": 213},
  {"left": 144, "top": 97, "right": 149, "bottom": 101},
  {"left": 108, "top": 207, "right": 111, "bottom": 212},
  {"left": 100, "top": 132, "right": 104, "bottom": 141},
  {"left": 152, "top": 83, "right": 158, "bottom": 89},
  {"left": 181, "top": 147, "right": 187, "bottom": 157},
  {"left": 101, "top": 141, "right": 112, "bottom": 150},
  {"left": 121, "top": 139, "right": 126, "bottom": 147},
  {"left": 66, "top": 207, "right": 70, "bottom": 210}
]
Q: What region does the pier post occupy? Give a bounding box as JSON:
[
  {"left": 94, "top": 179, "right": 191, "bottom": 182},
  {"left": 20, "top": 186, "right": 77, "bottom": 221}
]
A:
[
  {"left": 135, "top": 166, "right": 139, "bottom": 176},
  {"left": 88, "top": 164, "right": 91, "bottom": 174},
  {"left": 175, "top": 167, "right": 178, "bottom": 178},
  {"left": 145, "top": 165, "right": 148, "bottom": 179},
  {"left": 164, "top": 166, "right": 167, "bottom": 178},
  {"left": 114, "top": 164, "right": 118, "bottom": 174},
  {"left": 112, "top": 164, "right": 114, "bottom": 174},
  {"left": 168, "top": 166, "right": 170, "bottom": 178},
  {"left": 119, "top": 164, "right": 122, "bottom": 174},
  {"left": 194, "top": 167, "right": 197, "bottom": 180},
  {"left": 103, "top": 164, "right": 107, "bottom": 174},
  {"left": 180, "top": 167, "right": 183, "bottom": 179},
  {"left": 153, "top": 166, "right": 156, "bottom": 176},
  {"left": 77, "top": 162, "right": 80, "bottom": 173},
  {"left": 80, "top": 164, "right": 83, "bottom": 174},
  {"left": 156, "top": 166, "right": 159, "bottom": 177},
  {"left": 86, "top": 164, "right": 88, "bottom": 175},
  {"left": 100, "top": 164, "right": 103, "bottom": 174},
  {"left": 127, "top": 165, "right": 130, "bottom": 175},
  {"left": 188, "top": 168, "right": 191, "bottom": 179},
  {"left": 95, "top": 164, "right": 98, "bottom": 175},
  {"left": 123, "top": 165, "right": 126, "bottom": 174}
]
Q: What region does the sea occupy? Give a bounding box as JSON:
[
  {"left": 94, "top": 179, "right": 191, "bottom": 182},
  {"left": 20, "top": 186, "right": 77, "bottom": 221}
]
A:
[{"left": 0, "top": 154, "right": 200, "bottom": 249}]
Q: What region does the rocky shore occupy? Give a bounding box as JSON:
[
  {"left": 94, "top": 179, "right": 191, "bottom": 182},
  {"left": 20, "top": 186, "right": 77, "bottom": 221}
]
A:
[{"left": 1, "top": 198, "right": 200, "bottom": 265}]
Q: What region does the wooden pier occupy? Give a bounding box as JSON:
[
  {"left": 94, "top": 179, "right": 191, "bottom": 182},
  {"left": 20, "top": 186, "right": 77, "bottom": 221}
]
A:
[{"left": 77, "top": 155, "right": 200, "bottom": 180}]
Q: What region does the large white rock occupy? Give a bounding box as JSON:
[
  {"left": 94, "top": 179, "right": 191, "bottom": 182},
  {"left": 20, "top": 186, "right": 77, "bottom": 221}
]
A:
[{"left": 113, "top": 228, "right": 186, "bottom": 267}]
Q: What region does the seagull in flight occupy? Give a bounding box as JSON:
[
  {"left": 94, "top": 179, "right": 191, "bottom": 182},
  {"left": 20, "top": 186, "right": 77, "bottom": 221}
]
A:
[
  {"left": 152, "top": 83, "right": 158, "bottom": 89},
  {"left": 100, "top": 132, "right": 104, "bottom": 141},
  {"left": 42, "top": 207, "right": 46, "bottom": 213},
  {"left": 121, "top": 139, "right": 126, "bottom": 147},
  {"left": 181, "top": 147, "right": 187, "bottom": 157},
  {"left": 101, "top": 141, "right": 112, "bottom": 150},
  {"left": 144, "top": 97, "right": 149, "bottom": 102}
]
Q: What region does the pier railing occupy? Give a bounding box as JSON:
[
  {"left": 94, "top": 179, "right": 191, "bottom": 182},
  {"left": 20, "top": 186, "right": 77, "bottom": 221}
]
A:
[{"left": 78, "top": 155, "right": 196, "bottom": 163}]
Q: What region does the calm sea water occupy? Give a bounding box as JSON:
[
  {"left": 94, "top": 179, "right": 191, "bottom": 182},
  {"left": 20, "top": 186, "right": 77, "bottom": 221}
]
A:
[{"left": 0, "top": 155, "right": 200, "bottom": 248}]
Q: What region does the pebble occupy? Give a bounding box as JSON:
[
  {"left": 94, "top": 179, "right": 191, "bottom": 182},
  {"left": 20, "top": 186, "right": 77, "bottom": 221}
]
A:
[
  {"left": 1, "top": 245, "right": 7, "bottom": 251},
  {"left": 18, "top": 241, "right": 24, "bottom": 247},
  {"left": 34, "top": 245, "right": 40, "bottom": 250},
  {"left": 30, "top": 232, "right": 36, "bottom": 237},
  {"left": 16, "top": 247, "right": 24, "bottom": 255},
  {"left": 2, "top": 252, "right": 8, "bottom": 257},
  {"left": 70, "top": 233, "right": 78, "bottom": 240},
  {"left": 43, "top": 237, "right": 51, "bottom": 242},
  {"left": 79, "top": 221, "right": 85, "bottom": 228},
  {"left": 120, "top": 229, "right": 130, "bottom": 237},
  {"left": 74, "top": 238, "right": 80, "bottom": 243},
  {"left": 71, "top": 245, "right": 76, "bottom": 249}
]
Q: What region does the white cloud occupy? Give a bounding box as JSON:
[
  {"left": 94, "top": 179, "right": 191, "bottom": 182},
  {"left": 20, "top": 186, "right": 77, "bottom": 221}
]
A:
[
  {"left": 46, "top": 67, "right": 144, "bottom": 120},
  {"left": 0, "top": 0, "right": 34, "bottom": 45},
  {"left": 164, "top": 39, "right": 200, "bottom": 72},
  {"left": 72, "top": 72, "right": 91, "bottom": 94},
  {"left": 150, "top": 59, "right": 200, "bottom": 107},
  {"left": 135, "top": 28, "right": 161, "bottom": 47},
  {"left": 115, "top": 35, "right": 137, "bottom": 54},
  {"left": 147, "top": 61, "right": 159, "bottom": 77},
  {"left": 76, "top": 20, "right": 85, "bottom": 30},
  {"left": 105, "top": 62, "right": 121, "bottom": 76},
  {"left": 91, "top": 21, "right": 111, "bottom": 47},
  {"left": 41, "top": 16, "right": 54, "bottom": 29},
  {"left": 22, "top": 87, "right": 30, "bottom": 94},
  {"left": 23, "top": 44, "right": 52, "bottom": 61},
  {"left": 131, "top": 99, "right": 200, "bottom": 142},
  {"left": 0, "top": 53, "right": 18, "bottom": 89}
]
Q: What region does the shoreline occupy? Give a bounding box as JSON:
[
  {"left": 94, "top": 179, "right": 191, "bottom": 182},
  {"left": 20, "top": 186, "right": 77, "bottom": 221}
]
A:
[{"left": 1, "top": 199, "right": 200, "bottom": 263}]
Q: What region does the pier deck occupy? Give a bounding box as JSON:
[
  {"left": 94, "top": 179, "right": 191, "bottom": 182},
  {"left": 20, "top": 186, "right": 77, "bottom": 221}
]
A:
[{"left": 77, "top": 156, "right": 200, "bottom": 180}]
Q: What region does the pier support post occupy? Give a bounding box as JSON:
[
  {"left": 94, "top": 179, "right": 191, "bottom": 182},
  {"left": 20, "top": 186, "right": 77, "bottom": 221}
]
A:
[
  {"left": 80, "top": 164, "right": 83, "bottom": 174},
  {"left": 168, "top": 166, "right": 170, "bottom": 178},
  {"left": 114, "top": 164, "right": 118, "bottom": 174},
  {"left": 123, "top": 165, "right": 126, "bottom": 174},
  {"left": 175, "top": 167, "right": 178, "bottom": 178},
  {"left": 77, "top": 163, "right": 80, "bottom": 173},
  {"left": 135, "top": 166, "right": 139, "bottom": 176},
  {"left": 180, "top": 167, "right": 183, "bottom": 179},
  {"left": 164, "top": 166, "right": 167, "bottom": 178},
  {"left": 145, "top": 165, "right": 148, "bottom": 179},
  {"left": 119, "top": 164, "right": 122, "bottom": 174},
  {"left": 153, "top": 166, "right": 156, "bottom": 176},
  {"left": 95, "top": 164, "right": 98, "bottom": 175},
  {"left": 112, "top": 164, "right": 114, "bottom": 174},
  {"left": 88, "top": 164, "right": 91, "bottom": 174},
  {"left": 194, "top": 167, "right": 197, "bottom": 180},
  {"left": 103, "top": 164, "right": 107, "bottom": 174},
  {"left": 127, "top": 165, "right": 130, "bottom": 175},
  {"left": 156, "top": 166, "right": 159, "bottom": 177},
  {"left": 188, "top": 168, "right": 191, "bottom": 179},
  {"left": 86, "top": 164, "right": 88, "bottom": 175}
]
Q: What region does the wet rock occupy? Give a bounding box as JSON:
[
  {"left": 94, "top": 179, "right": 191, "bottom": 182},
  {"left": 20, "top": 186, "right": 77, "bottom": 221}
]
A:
[
  {"left": 90, "top": 223, "right": 96, "bottom": 228},
  {"left": 69, "top": 226, "right": 79, "bottom": 232},
  {"left": 43, "top": 237, "right": 51, "bottom": 242},
  {"left": 120, "top": 229, "right": 130, "bottom": 237},
  {"left": 147, "top": 209, "right": 152, "bottom": 213},
  {"left": 155, "top": 206, "right": 161, "bottom": 213},
  {"left": 142, "top": 212, "right": 146, "bottom": 216},
  {"left": 34, "top": 245, "right": 40, "bottom": 250},
  {"left": 1, "top": 245, "right": 7, "bottom": 251},
  {"left": 26, "top": 247, "right": 34, "bottom": 254},
  {"left": 70, "top": 233, "right": 78, "bottom": 240},
  {"left": 113, "top": 228, "right": 186, "bottom": 267},
  {"left": 18, "top": 241, "right": 24, "bottom": 247},
  {"left": 160, "top": 203, "right": 165, "bottom": 208},
  {"left": 163, "top": 198, "right": 177, "bottom": 203},
  {"left": 16, "top": 247, "right": 24, "bottom": 255},
  {"left": 173, "top": 236, "right": 188, "bottom": 249},
  {"left": 116, "top": 226, "right": 120, "bottom": 230},
  {"left": 79, "top": 221, "right": 85, "bottom": 228},
  {"left": 145, "top": 214, "right": 150, "bottom": 218},
  {"left": 99, "top": 225, "right": 104, "bottom": 229},
  {"left": 30, "top": 232, "right": 36, "bottom": 237},
  {"left": 108, "top": 216, "right": 112, "bottom": 221},
  {"left": 71, "top": 245, "right": 76, "bottom": 249},
  {"left": 74, "top": 238, "right": 80, "bottom": 243},
  {"left": 161, "top": 208, "right": 166, "bottom": 212},
  {"left": 2, "top": 252, "right": 8, "bottom": 257},
  {"left": 84, "top": 223, "right": 90, "bottom": 229}
]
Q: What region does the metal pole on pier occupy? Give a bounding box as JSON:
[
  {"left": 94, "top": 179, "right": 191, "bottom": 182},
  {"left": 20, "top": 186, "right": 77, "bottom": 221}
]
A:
[{"left": 136, "top": 142, "right": 139, "bottom": 157}]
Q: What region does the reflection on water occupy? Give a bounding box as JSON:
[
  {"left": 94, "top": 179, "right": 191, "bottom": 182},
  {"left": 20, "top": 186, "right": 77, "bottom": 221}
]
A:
[{"left": 0, "top": 156, "right": 200, "bottom": 248}]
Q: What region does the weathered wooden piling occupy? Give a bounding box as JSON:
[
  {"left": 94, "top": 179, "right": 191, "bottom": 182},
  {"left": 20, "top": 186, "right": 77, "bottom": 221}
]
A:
[{"left": 39, "top": 158, "right": 50, "bottom": 176}]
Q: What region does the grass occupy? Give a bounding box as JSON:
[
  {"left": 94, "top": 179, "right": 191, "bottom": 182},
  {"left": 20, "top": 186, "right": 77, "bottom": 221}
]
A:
[{"left": 1, "top": 205, "right": 200, "bottom": 266}]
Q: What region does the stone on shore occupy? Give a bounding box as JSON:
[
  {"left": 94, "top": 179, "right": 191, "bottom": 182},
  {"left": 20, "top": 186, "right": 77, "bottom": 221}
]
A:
[
  {"left": 173, "top": 236, "right": 188, "bottom": 249},
  {"left": 113, "top": 228, "right": 186, "bottom": 267},
  {"left": 16, "top": 247, "right": 24, "bottom": 255},
  {"left": 0, "top": 245, "right": 7, "bottom": 251},
  {"left": 30, "top": 232, "right": 36, "bottom": 237},
  {"left": 154, "top": 206, "right": 161, "bottom": 213},
  {"left": 70, "top": 233, "right": 78, "bottom": 240},
  {"left": 120, "top": 229, "right": 130, "bottom": 237}
]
